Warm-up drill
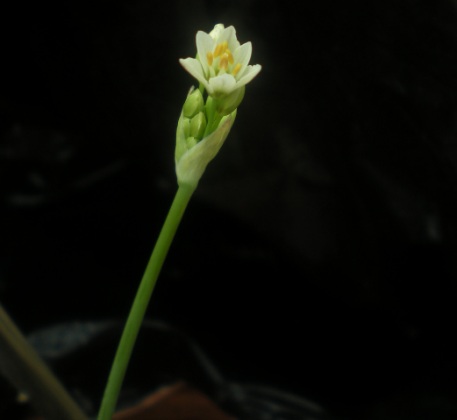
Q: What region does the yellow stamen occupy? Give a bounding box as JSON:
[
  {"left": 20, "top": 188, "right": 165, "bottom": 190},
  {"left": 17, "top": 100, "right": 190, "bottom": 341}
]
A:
[
  {"left": 214, "top": 41, "right": 228, "bottom": 57},
  {"left": 214, "top": 43, "right": 223, "bottom": 57},
  {"left": 226, "top": 49, "right": 234, "bottom": 64},
  {"left": 207, "top": 52, "right": 213, "bottom": 66},
  {"left": 232, "top": 63, "right": 242, "bottom": 76},
  {"left": 219, "top": 54, "right": 228, "bottom": 70}
]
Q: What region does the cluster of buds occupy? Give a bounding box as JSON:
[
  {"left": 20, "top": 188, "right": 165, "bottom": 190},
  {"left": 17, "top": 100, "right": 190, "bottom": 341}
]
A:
[
  {"left": 175, "top": 24, "right": 261, "bottom": 190},
  {"left": 181, "top": 89, "right": 207, "bottom": 150}
]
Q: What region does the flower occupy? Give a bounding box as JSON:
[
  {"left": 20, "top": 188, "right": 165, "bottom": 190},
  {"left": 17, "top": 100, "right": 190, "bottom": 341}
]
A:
[
  {"left": 179, "top": 24, "right": 261, "bottom": 98},
  {"left": 175, "top": 24, "right": 261, "bottom": 188}
]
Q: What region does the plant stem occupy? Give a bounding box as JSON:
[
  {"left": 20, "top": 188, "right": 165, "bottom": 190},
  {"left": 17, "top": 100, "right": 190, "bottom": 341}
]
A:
[
  {"left": 97, "top": 183, "right": 195, "bottom": 420},
  {"left": 0, "top": 305, "right": 88, "bottom": 420}
]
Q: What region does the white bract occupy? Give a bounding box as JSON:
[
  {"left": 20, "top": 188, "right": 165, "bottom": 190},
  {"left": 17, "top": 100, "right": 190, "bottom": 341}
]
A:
[{"left": 180, "top": 24, "right": 261, "bottom": 98}]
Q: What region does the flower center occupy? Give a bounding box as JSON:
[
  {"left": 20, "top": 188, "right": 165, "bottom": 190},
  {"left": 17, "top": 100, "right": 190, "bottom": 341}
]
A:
[{"left": 206, "top": 41, "right": 242, "bottom": 76}]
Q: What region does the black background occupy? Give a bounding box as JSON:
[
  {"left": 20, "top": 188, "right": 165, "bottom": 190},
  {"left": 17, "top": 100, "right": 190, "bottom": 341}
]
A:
[{"left": 1, "top": 0, "right": 457, "bottom": 419}]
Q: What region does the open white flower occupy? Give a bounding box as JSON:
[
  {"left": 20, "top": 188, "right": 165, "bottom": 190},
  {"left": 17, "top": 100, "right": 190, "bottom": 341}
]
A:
[{"left": 180, "top": 24, "right": 261, "bottom": 98}]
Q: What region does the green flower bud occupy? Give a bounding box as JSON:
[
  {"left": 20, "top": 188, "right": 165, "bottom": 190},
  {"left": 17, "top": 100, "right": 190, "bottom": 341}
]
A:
[
  {"left": 189, "top": 112, "right": 206, "bottom": 140},
  {"left": 182, "top": 117, "right": 191, "bottom": 138},
  {"left": 214, "top": 86, "right": 245, "bottom": 116},
  {"left": 182, "top": 88, "right": 204, "bottom": 118},
  {"left": 186, "top": 136, "right": 198, "bottom": 149},
  {"left": 175, "top": 109, "right": 237, "bottom": 189}
]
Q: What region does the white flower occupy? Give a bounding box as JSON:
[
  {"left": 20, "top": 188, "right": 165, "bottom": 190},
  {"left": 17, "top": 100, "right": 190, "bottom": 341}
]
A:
[{"left": 179, "top": 24, "right": 261, "bottom": 98}]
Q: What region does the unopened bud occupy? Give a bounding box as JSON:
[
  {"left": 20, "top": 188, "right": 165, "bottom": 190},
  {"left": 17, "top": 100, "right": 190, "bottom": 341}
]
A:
[
  {"left": 214, "top": 86, "right": 245, "bottom": 116},
  {"left": 186, "top": 136, "right": 198, "bottom": 149},
  {"left": 175, "top": 110, "right": 237, "bottom": 189},
  {"left": 189, "top": 112, "right": 206, "bottom": 140},
  {"left": 183, "top": 89, "right": 204, "bottom": 118},
  {"left": 182, "top": 118, "right": 191, "bottom": 138}
]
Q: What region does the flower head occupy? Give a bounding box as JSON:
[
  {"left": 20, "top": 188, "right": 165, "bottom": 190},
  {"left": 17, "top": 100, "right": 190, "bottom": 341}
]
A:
[
  {"left": 180, "top": 24, "right": 261, "bottom": 98},
  {"left": 175, "top": 25, "right": 260, "bottom": 188}
]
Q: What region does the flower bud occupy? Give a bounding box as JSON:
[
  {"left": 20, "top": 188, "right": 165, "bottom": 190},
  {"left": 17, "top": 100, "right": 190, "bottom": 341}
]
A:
[
  {"left": 186, "top": 136, "right": 198, "bottom": 149},
  {"left": 175, "top": 110, "right": 237, "bottom": 189},
  {"left": 189, "top": 112, "right": 206, "bottom": 140},
  {"left": 182, "top": 117, "right": 191, "bottom": 138},
  {"left": 214, "top": 86, "right": 245, "bottom": 116},
  {"left": 182, "top": 88, "right": 204, "bottom": 118}
]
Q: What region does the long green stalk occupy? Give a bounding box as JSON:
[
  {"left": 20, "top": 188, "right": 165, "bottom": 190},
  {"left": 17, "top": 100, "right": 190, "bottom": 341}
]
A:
[
  {"left": 97, "top": 183, "right": 195, "bottom": 420},
  {"left": 0, "top": 305, "right": 88, "bottom": 420}
]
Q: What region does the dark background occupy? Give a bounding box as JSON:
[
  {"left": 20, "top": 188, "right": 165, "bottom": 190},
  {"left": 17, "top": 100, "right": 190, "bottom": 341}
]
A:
[{"left": 1, "top": 0, "right": 457, "bottom": 419}]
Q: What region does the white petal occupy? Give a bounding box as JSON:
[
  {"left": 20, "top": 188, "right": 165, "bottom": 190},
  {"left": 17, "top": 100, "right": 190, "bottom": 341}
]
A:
[
  {"left": 208, "top": 74, "right": 238, "bottom": 96},
  {"left": 218, "top": 26, "right": 239, "bottom": 51},
  {"left": 235, "top": 64, "right": 262, "bottom": 89},
  {"left": 209, "top": 24, "right": 225, "bottom": 40},
  {"left": 232, "top": 42, "right": 252, "bottom": 79},
  {"left": 179, "top": 58, "right": 207, "bottom": 85},
  {"left": 195, "top": 31, "right": 214, "bottom": 75}
]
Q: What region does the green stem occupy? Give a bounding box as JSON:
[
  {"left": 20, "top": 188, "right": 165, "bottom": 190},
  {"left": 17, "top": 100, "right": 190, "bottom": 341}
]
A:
[
  {"left": 0, "top": 305, "right": 88, "bottom": 420},
  {"left": 97, "top": 183, "right": 195, "bottom": 420}
]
